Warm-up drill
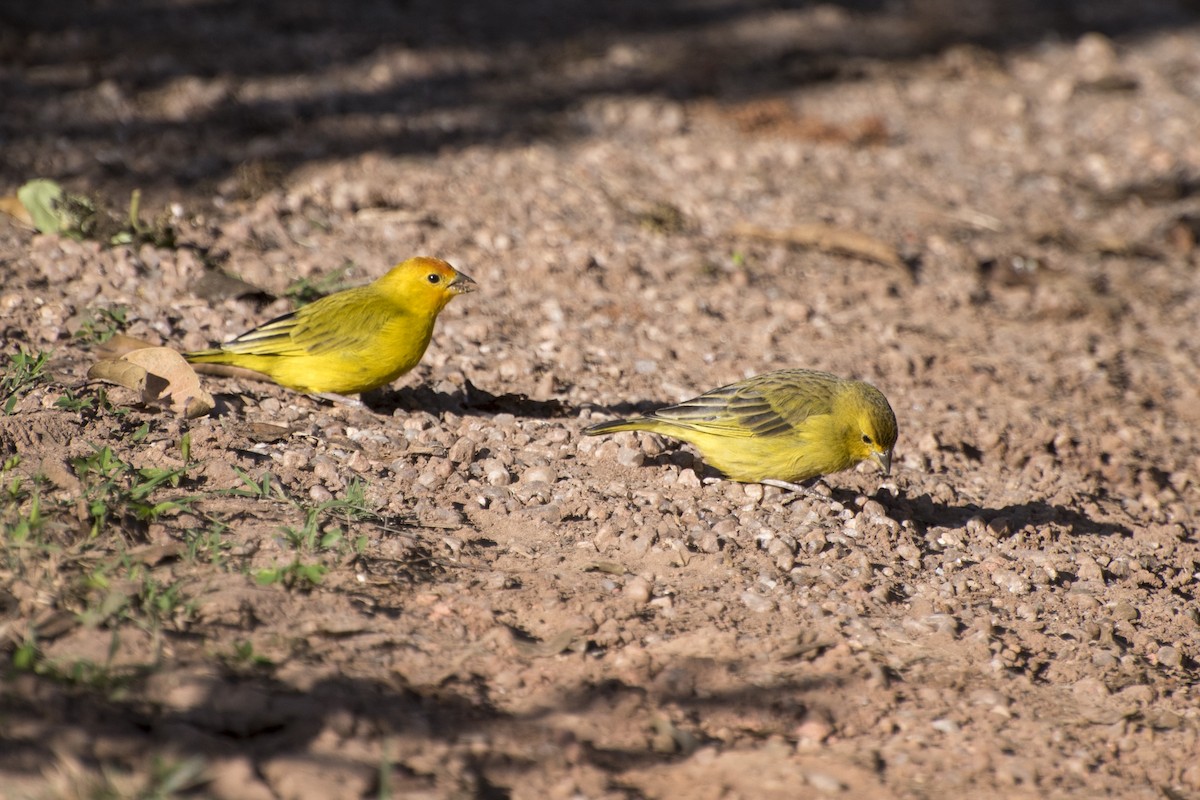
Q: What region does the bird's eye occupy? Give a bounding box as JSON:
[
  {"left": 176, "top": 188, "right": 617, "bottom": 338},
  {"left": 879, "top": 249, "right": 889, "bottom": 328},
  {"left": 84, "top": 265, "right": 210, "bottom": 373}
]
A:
[
  {"left": 862, "top": 434, "right": 873, "bottom": 444},
  {"left": 426, "top": 273, "right": 442, "bottom": 284}
]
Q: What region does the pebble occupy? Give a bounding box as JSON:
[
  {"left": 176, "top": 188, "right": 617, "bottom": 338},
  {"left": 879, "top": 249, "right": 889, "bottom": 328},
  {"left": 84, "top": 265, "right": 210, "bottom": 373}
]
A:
[
  {"left": 986, "top": 516, "right": 1012, "bottom": 537},
  {"left": 311, "top": 457, "right": 340, "bottom": 485},
  {"left": 931, "top": 718, "right": 959, "bottom": 734},
  {"left": 624, "top": 576, "right": 652, "bottom": 604},
  {"left": 483, "top": 461, "right": 512, "bottom": 486},
  {"left": 523, "top": 465, "right": 556, "bottom": 484},
  {"left": 416, "top": 469, "right": 442, "bottom": 489},
  {"left": 448, "top": 437, "right": 477, "bottom": 465},
  {"left": 1144, "top": 708, "right": 1184, "bottom": 730},
  {"left": 1075, "top": 556, "right": 1105, "bottom": 583},
  {"left": 1072, "top": 676, "right": 1110, "bottom": 699},
  {"left": 693, "top": 530, "right": 721, "bottom": 553},
  {"left": 1110, "top": 601, "right": 1139, "bottom": 622},
  {"left": 804, "top": 771, "right": 846, "bottom": 793},
  {"left": 991, "top": 569, "right": 1031, "bottom": 595},
  {"left": 1156, "top": 645, "right": 1182, "bottom": 669},
  {"left": 616, "top": 446, "right": 645, "bottom": 468},
  {"left": 740, "top": 591, "right": 775, "bottom": 613}
]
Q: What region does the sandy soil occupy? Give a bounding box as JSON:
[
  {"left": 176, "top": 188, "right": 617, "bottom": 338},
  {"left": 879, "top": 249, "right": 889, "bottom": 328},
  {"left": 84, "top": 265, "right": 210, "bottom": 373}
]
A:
[{"left": 2, "top": 1, "right": 1199, "bottom": 798}]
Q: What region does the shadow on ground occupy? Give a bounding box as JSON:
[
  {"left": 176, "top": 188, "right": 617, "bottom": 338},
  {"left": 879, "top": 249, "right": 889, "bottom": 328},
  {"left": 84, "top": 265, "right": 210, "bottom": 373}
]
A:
[
  {"left": 2, "top": 0, "right": 1196, "bottom": 193},
  {"left": 0, "top": 653, "right": 842, "bottom": 795}
]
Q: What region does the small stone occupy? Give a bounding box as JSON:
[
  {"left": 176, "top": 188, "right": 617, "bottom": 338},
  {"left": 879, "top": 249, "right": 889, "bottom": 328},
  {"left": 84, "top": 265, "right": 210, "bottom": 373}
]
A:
[
  {"left": 1145, "top": 708, "right": 1184, "bottom": 730},
  {"left": 1075, "top": 556, "right": 1105, "bottom": 583},
  {"left": 986, "top": 516, "right": 1012, "bottom": 536},
  {"left": 486, "top": 466, "right": 512, "bottom": 486},
  {"left": 740, "top": 591, "right": 775, "bottom": 613},
  {"left": 624, "top": 576, "right": 652, "bottom": 605},
  {"left": 805, "top": 771, "right": 846, "bottom": 793},
  {"left": 693, "top": 530, "right": 721, "bottom": 553},
  {"left": 523, "top": 465, "right": 556, "bottom": 484},
  {"left": 1156, "top": 645, "right": 1182, "bottom": 669},
  {"left": 416, "top": 469, "right": 442, "bottom": 489},
  {"left": 1072, "top": 676, "right": 1110, "bottom": 699},
  {"left": 861, "top": 499, "right": 887, "bottom": 518},
  {"left": 1117, "top": 684, "right": 1155, "bottom": 704},
  {"left": 991, "top": 569, "right": 1031, "bottom": 595},
  {"left": 308, "top": 484, "right": 333, "bottom": 503},
  {"left": 448, "top": 437, "right": 478, "bottom": 465},
  {"left": 931, "top": 718, "right": 959, "bottom": 734},
  {"left": 1110, "top": 601, "right": 1139, "bottom": 622},
  {"left": 616, "top": 446, "right": 644, "bottom": 468}
]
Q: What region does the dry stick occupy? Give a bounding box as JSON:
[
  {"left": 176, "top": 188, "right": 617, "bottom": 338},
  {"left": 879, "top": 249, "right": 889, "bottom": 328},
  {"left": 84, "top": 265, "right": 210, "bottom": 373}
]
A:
[{"left": 729, "top": 221, "right": 904, "bottom": 270}]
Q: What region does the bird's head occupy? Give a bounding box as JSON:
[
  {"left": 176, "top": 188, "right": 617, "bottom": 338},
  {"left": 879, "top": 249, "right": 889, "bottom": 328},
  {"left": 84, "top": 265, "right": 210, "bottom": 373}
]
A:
[
  {"left": 376, "top": 256, "right": 477, "bottom": 312},
  {"left": 840, "top": 381, "right": 898, "bottom": 476}
]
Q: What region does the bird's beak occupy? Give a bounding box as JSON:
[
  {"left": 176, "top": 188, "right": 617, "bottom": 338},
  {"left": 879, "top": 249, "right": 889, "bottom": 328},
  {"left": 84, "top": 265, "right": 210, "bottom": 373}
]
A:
[
  {"left": 451, "top": 272, "right": 478, "bottom": 293},
  {"left": 871, "top": 449, "right": 892, "bottom": 476}
]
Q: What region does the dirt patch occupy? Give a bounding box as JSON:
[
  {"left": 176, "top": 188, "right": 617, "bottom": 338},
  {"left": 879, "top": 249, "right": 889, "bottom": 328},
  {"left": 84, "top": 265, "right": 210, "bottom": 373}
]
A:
[{"left": 2, "top": 2, "right": 1199, "bottom": 798}]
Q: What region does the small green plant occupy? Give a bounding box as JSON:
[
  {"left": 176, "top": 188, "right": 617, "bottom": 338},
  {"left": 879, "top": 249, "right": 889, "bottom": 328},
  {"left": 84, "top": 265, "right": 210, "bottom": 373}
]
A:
[
  {"left": 137, "top": 574, "right": 192, "bottom": 629},
  {"left": 224, "top": 467, "right": 282, "bottom": 500},
  {"left": 11, "top": 633, "right": 38, "bottom": 671},
  {"left": 73, "top": 305, "right": 128, "bottom": 344},
  {"left": 254, "top": 559, "right": 328, "bottom": 588},
  {"left": 53, "top": 389, "right": 94, "bottom": 412},
  {"left": 53, "top": 386, "right": 130, "bottom": 418},
  {"left": 225, "top": 639, "right": 274, "bottom": 669},
  {"left": 2, "top": 456, "right": 46, "bottom": 546},
  {"left": 110, "top": 188, "right": 177, "bottom": 249},
  {"left": 183, "top": 518, "right": 230, "bottom": 566},
  {"left": 17, "top": 180, "right": 177, "bottom": 248},
  {"left": 140, "top": 756, "right": 209, "bottom": 799},
  {"left": 1, "top": 348, "right": 51, "bottom": 413},
  {"left": 71, "top": 445, "right": 193, "bottom": 538}
]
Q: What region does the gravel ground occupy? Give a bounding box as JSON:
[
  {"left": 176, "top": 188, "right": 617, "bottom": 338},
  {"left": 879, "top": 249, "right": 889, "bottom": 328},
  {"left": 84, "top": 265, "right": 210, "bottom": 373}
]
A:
[{"left": 2, "top": 2, "right": 1200, "bottom": 798}]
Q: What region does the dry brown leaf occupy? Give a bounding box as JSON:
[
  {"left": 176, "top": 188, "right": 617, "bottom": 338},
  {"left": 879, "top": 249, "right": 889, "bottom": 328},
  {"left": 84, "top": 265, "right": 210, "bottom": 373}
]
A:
[
  {"left": 95, "top": 333, "right": 159, "bottom": 360},
  {"left": 0, "top": 195, "right": 34, "bottom": 227},
  {"left": 89, "top": 347, "right": 214, "bottom": 418},
  {"left": 731, "top": 221, "right": 905, "bottom": 270},
  {"left": 88, "top": 358, "right": 149, "bottom": 393}
]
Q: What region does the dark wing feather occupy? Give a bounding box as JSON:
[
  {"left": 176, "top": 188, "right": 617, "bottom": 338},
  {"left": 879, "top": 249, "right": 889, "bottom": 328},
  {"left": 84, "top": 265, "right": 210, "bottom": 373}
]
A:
[
  {"left": 218, "top": 288, "right": 395, "bottom": 357},
  {"left": 647, "top": 370, "right": 840, "bottom": 438}
]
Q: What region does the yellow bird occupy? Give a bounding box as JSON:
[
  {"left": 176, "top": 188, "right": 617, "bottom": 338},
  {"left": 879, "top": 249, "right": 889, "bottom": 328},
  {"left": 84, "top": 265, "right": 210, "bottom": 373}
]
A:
[
  {"left": 584, "top": 369, "right": 897, "bottom": 491},
  {"left": 186, "top": 256, "right": 476, "bottom": 396}
]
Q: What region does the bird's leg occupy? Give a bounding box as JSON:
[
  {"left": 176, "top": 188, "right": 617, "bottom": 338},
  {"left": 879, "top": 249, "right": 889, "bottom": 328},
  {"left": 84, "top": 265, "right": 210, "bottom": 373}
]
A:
[
  {"left": 761, "top": 479, "right": 824, "bottom": 503},
  {"left": 311, "top": 392, "right": 367, "bottom": 409}
]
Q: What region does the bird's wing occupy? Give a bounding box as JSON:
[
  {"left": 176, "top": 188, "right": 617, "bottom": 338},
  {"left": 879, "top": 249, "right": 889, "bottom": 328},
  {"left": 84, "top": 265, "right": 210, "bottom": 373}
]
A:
[
  {"left": 218, "top": 290, "right": 389, "bottom": 357},
  {"left": 649, "top": 372, "right": 837, "bottom": 438}
]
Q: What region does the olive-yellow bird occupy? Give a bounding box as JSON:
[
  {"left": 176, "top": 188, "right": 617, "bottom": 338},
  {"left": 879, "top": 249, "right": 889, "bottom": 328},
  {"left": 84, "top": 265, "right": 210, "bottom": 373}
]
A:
[
  {"left": 584, "top": 369, "right": 897, "bottom": 491},
  {"left": 185, "top": 256, "right": 475, "bottom": 395}
]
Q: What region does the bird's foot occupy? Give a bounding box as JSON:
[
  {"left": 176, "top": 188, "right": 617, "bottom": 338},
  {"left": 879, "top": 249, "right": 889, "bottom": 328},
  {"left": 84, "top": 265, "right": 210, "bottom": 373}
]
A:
[
  {"left": 310, "top": 392, "right": 367, "bottom": 409},
  {"left": 762, "top": 479, "right": 825, "bottom": 504}
]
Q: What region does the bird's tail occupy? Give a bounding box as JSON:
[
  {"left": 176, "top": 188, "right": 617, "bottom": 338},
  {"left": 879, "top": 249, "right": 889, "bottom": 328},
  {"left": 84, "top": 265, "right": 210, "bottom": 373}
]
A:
[
  {"left": 183, "top": 348, "right": 233, "bottom": 365},
  {"left": 583, "top": 417, "right": 655, "bottom": 436}
]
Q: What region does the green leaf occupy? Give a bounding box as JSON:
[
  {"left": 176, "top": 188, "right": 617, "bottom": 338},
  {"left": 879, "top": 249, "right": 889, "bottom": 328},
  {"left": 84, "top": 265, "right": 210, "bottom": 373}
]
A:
[
  {"left": 254, "top": 568, "right": 282, "bottom": 586},
  {"left": 17, "top": 179, "right": 65, "bottom": 234}
]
